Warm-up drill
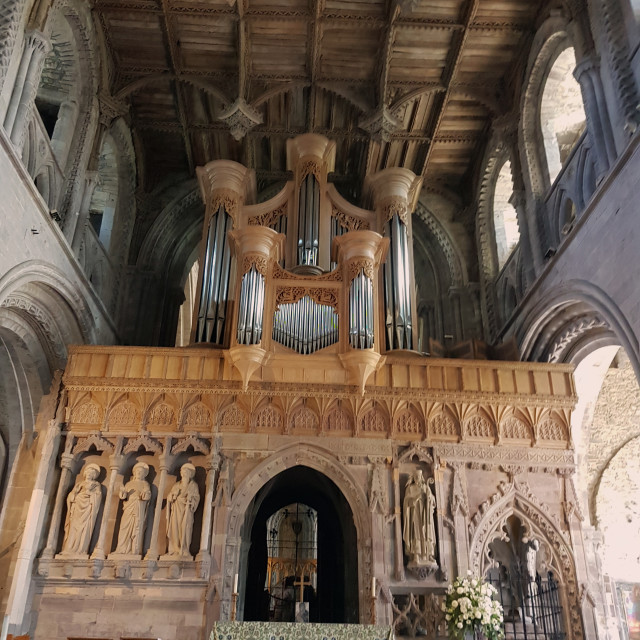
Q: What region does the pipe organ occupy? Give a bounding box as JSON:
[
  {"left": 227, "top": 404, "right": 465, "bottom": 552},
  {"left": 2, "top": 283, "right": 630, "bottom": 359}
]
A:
[{"left": 192, "top": 134, "right": 422, "bottom": 375}]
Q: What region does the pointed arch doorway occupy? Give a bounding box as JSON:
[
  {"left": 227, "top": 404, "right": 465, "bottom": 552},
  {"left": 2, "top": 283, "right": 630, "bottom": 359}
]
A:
[{"left": 242, "top": 465, "right": 359, "bottom": 623}]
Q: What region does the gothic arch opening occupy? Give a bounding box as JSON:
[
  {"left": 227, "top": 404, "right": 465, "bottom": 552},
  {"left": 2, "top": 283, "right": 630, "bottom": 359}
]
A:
[
  {"left": 540, "top": 47, "right": 586, "bottom": 185},
  {"left": 241, "top": 465, "right": 359, "bottom": 624}
]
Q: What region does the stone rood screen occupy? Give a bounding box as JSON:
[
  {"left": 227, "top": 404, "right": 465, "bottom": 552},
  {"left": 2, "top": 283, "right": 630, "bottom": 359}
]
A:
[{"left": 191, "top": 134, "right": 422, "bottom": 365}]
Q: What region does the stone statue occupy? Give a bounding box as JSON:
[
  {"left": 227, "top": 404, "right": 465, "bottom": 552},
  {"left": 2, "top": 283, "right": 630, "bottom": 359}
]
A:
[
  {"left": 402, "top": 469, "right": 437, "bottom": 568},
  {"left": 166, "top": 463, "right": 200, "bottom": 557},
  {"left": 114, "top": 462, "right": 152, "bottom": 555},
  {"left": 61, "top": 463, "right": 102, "bottom": 555}
]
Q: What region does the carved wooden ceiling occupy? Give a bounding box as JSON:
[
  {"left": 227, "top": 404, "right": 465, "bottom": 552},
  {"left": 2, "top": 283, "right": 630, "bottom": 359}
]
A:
[{"left": 96, "top": 0, "right": 543, "bottom": 197}]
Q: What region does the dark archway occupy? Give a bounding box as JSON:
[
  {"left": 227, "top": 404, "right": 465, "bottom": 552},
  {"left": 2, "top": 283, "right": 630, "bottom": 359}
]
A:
[{"left": 242, "top": 465, "right": 358, "bottom": 623}]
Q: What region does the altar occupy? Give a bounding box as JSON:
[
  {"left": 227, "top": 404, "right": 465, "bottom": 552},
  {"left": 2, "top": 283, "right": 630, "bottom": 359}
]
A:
[{"left": 211, "top": 622, "right": 394, "bottom": 640}]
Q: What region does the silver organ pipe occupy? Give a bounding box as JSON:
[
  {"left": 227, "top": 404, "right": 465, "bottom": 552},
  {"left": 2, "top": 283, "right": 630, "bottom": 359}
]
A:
[
  {"left": 349, "top": 268, "right": 375, "bottom": 349},
  {"left": 297, "top": 173, "right": 320, "bottom": 266},
  {"left": 236, "top": 265, "right": 265, "bottom": 345},
  {"left": 383, "top": 214, "right": 413, "bottom": 350},
  {"left": 196, "top": 203, "right": 233, "bottom": 345},
  {"left": 272, "top": 296, "right": 339, "bottom": 355}
]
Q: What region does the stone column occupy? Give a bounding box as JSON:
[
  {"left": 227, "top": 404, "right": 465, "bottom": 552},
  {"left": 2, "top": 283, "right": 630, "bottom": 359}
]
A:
[
  {"left": 41, "top": 441, "right": 75, "bottom": 559},
  {"left": 91, "top": 442, "right": 123, "bottom": 560},
  {"left": 3, "top": 30, "right": 50, "bottom": 150},
  {"left": 573, "top": 54, "right": 616, "bottom": 179},
  {"left": 145, "top": 441, "right": 172, "bottom": 561},
  {"left": 432, "top": 460, "right": 448, "bottom": 577},
  {"left": 0, "top": 0, "right": 28, "bottom": 92},
  {"left": 369, "top": 462, "right": 389, "bottom": 625},
  {"left": 448, "top": 287, "right": 464, "bottom": 343},
  {"left": 70, "top": 170, "right": 99, "bottom": 252},
  {"left": 196, "top": 450, "right": 222, "bottom": 572},
  {"left": 392, "top": 466, "right": 405, "bottom": 581},
  {"left": 3, "top": 421, "right": 63, "bottom": 636}
]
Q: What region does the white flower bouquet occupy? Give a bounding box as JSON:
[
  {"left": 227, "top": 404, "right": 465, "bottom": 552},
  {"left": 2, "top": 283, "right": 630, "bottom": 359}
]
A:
[{"left": 442, "top": 572, "right": 505, "bottom": 640}]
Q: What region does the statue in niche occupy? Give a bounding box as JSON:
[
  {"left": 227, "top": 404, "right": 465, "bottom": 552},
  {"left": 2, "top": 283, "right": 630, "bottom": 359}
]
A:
[
  {"left": 166, "top": 463, "right": 200, "bottom": 557},
  {"left": 402, "top": 469, "right": 437, "bottom": 569},
  {"left": 61, "top": 463, "right": 102, "bottom": 555},
  {"left": 114, "top": 462, "right": 152, "bottom": 555}
]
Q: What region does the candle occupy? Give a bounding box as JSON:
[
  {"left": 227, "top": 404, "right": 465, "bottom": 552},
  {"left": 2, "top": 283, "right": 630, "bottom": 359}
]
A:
[
  {"left": 371, "top": 576, "right": 376, "bottom": 598},
  {"left": 233, "top": 573, "right": 238, "bottom": 593}
]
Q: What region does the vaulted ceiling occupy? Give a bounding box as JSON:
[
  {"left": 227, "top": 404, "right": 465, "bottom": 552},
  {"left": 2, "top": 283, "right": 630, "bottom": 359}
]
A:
[{"left": 96, "top": 0, "right": 543, "bottom": 198}]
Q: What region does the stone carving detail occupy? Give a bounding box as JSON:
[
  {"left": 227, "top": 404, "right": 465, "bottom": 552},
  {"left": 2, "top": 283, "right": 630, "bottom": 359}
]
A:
[
  {"left": 275, "top": 286, "right": 339, "bottom": 310},
  {"left": 166, "top": 464, "right": 200, "bottom": 557},
  {"left": 395, "top": 410, "right": 422, "bottom": 437},
  {"left": 381, "top": 196, "right": 409, "bottom": 225},
  {"left": 369, "top": 464, "right": 388, "bottom": 514},
  {"left": 0, "top": 0, "right": 27, "bottom": 86},
  {"left": 324, "top": 406, "right": 352, "bottom": 433},
  {"left": 450, "top": 462, "right": 469, "bottom": 517},
  {"left": 242, "top": 254, "right": 269, "bottom": 276},
  {"left": 183, "top": 402, "right": 211, "bottom": 429},
  {"left": 218, "top": 98, "right": 263, "bottom": 141},
  {"left": 71, "top": 401, "right": 102, "bottom": 425},
  {"left": 73, "top": 433, "right": 114, "bottom": 454},
  {"left": 501, "top": 415, "right": 532, "bottom": 441},
  {"left": 359, "top": 105, "right": 403, "bottom": 143},
  {"left": 547, "top": 316, "right": 608, "bottom": 363},
  {"left": 114, "top": 462, "right": 151, "bottom": 555},
  {"left": 219, "top": 404, "right": 247, "bottom": 432},
  {"left": 172, "top": 434, "right": 209, "bottom": 454},
  {"left": 359, "top": 408, "right": 386, "bottom": 434},
  {"left": 537, "top": 418, "right": 567, "bottom": 442},
  {"left": 253, "top": 405, "right": 283, "bottom": 432},
  {"left": 108, "top": 401, "right": 140, "bottom": 426},
  {"left": 248, "top": 203, "right": 287, "bottom": 228},
  {"left": 147, "top": 402, "right": 175, "bottom": 426},
  {"left": 123, "top": 434, "right": 162, "bottom": 455},
  {"left": 346, "top": 259, "right": 374, "bottom": 282},
  {"left": 60, "top": 464, "right": 102, "bottom": 556},
  {"left": 299, "top": 159, "right": 322, "bottom": 182},
  {"left": 332, "top": 206, "right": 370, "bottom": 232},
  {"left": 464, "top": 414, "right": 494, "bottom": 439},
  {"left": 391, "top": 592, "right": 446, "bottom": 638},
  {"left": 429, "top": 413, "right": 457, "bottom": 438},
  {"left": 289, "top": 406, "right": 319, "bottom": 433},
  {"left": 403, "top": 470, "right": 437, "bottom": 572}
]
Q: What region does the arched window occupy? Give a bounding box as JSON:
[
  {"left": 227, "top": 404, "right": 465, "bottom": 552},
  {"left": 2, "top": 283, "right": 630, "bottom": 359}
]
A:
[
  {"left": 492, "top": 160, "right": 519, "bottom": 270},
  {"left": 88, "top": 134, "right": 119, "bottom": 250},
  {"left": 540, "top": 47, "right": 586, "bottom": 184}
]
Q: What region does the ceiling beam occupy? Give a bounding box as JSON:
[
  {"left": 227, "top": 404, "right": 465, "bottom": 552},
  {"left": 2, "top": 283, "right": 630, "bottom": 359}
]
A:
[
  {"left": 158, "top": 0, "right": 195, "bottom": 173},
  {"left": 305, "top": 0, "right": 325, "bottom": 133},
  {"left": 418, "top": 0, "right": 481, "bottom": 180}
]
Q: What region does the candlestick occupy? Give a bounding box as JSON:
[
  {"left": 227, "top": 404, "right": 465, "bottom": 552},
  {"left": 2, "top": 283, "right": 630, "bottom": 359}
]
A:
[
  {"left": 233, "top": 573, "right": 239, "bottom": 594},
  {"left": 371, "top": 576, "right": 376, "bottom": 598}
]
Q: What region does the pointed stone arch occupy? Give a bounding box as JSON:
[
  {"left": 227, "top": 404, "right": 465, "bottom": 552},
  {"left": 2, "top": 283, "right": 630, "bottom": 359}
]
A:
[
  {"left": 469, "top": 482, "right": 584, "bottom": 640},
  {"left": 223, "top": 442, "right": 372, "bottom": 623}
]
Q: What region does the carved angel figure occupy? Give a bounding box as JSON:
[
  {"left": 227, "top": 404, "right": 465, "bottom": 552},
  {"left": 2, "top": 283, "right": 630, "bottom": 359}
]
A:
[
  {"left": 115, "top": 462, "right": 152, "bottom": 555},
  {"left": 166, "top": 463, "right": 200, "bottom": 557},
  {"left": 61, "top": 463, "right": 102, "bottom": 555},
  {"left": 402, "top": 469, "right": 437, "bottom": 567}
]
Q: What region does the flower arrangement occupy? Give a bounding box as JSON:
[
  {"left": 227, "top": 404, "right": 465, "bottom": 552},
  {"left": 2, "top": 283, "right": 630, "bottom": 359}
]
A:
[{"left": 442, "top": 572, "right": 505, "bottom": 640}]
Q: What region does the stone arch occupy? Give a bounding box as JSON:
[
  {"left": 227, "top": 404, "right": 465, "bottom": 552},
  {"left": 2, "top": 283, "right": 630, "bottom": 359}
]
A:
[
  {"left": 132, "top": 181, "right": 204, "bottom": 346},
  {"left": 516, "top": 281, "right": 639, "bottom": 378},
  {"left": 224, "top": 442, "right": 372, "bottom": 621},
  {"left": 0, "top": 260, "right": 96, "bottom": 345},
  {"left": 519, "top": 15, "right": 574, "bottom": 199},
  {"left": 469, "top": 483, "right": 584, "bottom": 639},
  {"left": 40, "top": 0, "right": 99, "bottom": 221}
]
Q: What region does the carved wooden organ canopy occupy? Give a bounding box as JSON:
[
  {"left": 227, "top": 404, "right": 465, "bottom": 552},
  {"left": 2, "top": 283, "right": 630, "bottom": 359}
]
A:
[{"left": 192, "top": 134, "right": 423, "bottom": 363}]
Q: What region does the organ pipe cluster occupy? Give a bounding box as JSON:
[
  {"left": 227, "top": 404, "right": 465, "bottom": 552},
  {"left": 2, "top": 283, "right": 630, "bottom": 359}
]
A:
[
  {"left": 237, "top": 265, "right": 265, "bottom": 345},
  {"left": 297, "top": 173, "right": 320, "bottom": 267},
  {"left": 383, "top": 214, "right": 413, "bottom": 350},
  {"left": 349, "top": 269, "right": 374, "bottom": 349},
  {"left": 272, "top": 297, "right": 339, "bottom": 355},
  {"left": 195, "top": 204, "right": 232, "bottom": 345}
]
